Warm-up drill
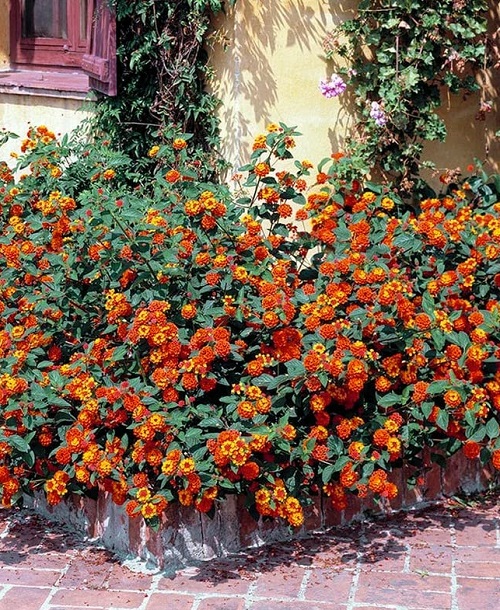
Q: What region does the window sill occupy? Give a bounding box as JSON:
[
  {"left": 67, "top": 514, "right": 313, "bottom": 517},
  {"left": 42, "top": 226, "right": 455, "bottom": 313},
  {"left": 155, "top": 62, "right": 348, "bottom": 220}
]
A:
[{"left": 0, "top": 70, "right": 94, "bottom": 100}]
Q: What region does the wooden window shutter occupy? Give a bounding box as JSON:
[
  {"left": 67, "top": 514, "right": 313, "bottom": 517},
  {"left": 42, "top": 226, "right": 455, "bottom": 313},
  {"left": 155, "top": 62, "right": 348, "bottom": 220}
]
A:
[{"left": 82, "top": 0, "right": 117, "bottom": 96}]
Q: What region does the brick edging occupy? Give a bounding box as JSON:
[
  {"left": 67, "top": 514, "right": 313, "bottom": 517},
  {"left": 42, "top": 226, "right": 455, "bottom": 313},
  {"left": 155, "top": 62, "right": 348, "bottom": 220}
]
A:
[{"left": 26, "top": 450, "right": 499, "bottom": 570}]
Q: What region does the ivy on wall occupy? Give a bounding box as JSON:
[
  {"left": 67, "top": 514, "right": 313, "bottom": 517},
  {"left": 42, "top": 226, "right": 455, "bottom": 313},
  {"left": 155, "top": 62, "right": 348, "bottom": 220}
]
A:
[
  {"left": 322, "top": 0, "right": 494, "bottom": 195},
  {"left": 89, "top": 0, "right": 235, "bottom": 172}
]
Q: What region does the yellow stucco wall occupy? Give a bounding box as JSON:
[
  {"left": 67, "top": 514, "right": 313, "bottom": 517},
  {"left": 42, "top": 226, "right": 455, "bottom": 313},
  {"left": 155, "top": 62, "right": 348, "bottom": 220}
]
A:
[
  {"left": 210, "top": 0, "right": 500, "bottom": 178},
  {"left": 210, "top": 0, "right": 357, "bottom": 171},
  {"left": 422, "top": 0, "right": 500, "bottom": 181},
  {"left": 0, "top": 95, "right": 92, "bottom": 161}
]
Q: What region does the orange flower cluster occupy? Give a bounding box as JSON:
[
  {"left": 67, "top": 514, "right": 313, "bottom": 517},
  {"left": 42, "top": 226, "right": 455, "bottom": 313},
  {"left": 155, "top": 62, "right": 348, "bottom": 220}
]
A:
[
  {"left": 45, "top": 470, "right": 70, "bottom": 505},
  {"left": 209, "top": 430, "right": 252, "bottom": 469},
  {"left": 254, "top": 479, "right": 305, "bottom": 527},
  {"left": 20, "top": 125, "right": 56, "bottom": 153}
]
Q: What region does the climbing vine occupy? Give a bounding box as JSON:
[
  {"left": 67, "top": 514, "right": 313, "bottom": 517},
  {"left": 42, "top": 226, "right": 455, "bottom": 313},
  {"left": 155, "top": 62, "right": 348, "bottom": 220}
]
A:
[
  {"left": 89, "top": 0, "right": 235, "bottom": 172},
  {"left": 322, "top": 0, "right": 494, "bottom": 195}
]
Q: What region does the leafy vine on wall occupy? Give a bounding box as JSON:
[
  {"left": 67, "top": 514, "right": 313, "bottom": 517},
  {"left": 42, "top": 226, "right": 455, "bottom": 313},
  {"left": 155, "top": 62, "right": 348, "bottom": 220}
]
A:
[
  {"left": 321, "top": 0, "right": 494, "bottom": 195},
  {"left": 89, "top": 0, "right": 236, "bottom": 172}
]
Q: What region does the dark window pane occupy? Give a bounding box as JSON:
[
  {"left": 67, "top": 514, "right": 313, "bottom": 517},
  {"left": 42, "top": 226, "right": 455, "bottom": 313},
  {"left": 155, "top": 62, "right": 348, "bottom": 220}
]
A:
[
  {"left": 22, "top": 0, "right": 68, "bottom": 38},
  {"left": 80, "top": 0, "right": 88, "bottom": 40}
]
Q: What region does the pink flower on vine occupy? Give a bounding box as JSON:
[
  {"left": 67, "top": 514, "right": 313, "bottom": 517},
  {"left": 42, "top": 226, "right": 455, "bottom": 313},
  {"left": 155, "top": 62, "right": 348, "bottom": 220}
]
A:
[
  {"left": 319, "top": 74, "right": 347, "bottom": 98},
  {"left": 369, "top": 101, "right": 387, "bottom": 127}
]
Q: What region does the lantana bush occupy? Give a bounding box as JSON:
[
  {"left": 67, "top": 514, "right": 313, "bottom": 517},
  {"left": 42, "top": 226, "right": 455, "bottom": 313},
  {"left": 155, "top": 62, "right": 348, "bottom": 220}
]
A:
[{"left": 0, "top": 123, "right": 499, "bottom": 530}]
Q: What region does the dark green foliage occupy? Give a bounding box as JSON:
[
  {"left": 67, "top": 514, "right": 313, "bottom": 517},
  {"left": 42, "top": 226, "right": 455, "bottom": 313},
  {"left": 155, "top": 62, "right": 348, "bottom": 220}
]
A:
[
  {"left": 327, "top": 0, "right": 491, "bottom": 195},
  {"left": 89, "top": 0, "right": 235, "bottom": 174}
]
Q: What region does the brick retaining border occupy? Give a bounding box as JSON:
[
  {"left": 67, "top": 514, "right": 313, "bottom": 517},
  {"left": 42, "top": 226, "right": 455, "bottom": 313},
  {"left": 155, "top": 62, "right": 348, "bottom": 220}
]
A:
[{"left": 27, "top": 450, "right": 499, "bottom": 571}]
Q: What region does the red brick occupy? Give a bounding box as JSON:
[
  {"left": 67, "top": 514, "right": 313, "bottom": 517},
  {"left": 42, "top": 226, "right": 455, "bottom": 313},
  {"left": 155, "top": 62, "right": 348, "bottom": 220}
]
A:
[
  {"left": 0, "top": 567, "right": 61, "bottom": 587},
  {"left": 0, "top": 512, "right": 10, "bottom": 535},
  {"left": 0, "top": 528, "right": 44, "bottom": 550},
  {"left": 312, "top": 543, "right": 357, "bottom": 570},
  {"left": 106, "top": 563, "right": 155, "bottom": 590},
  {"left": 51, "top": 607, "right": 105, "bottom": 610},
  {"left": 251, "top": 602, "right": 346, "bottom": 610},
  {"left": 362, "top": 497, "right": 384, "bottom": 522},
  {"left": 341, "top": 493, "right": 364, "bottom": 525},
  {"left": 423, "top": 462, "right": 443, "bottom": 501},
  {"left": 0, "top": 586, "right": 51, "bottom": 610},
  {"left": 158, "top": 571, "right": 251, "bottom": 595},
  {"left": 257, "top": 518, "right": 290, "bottom": 546},
  {"left": 57, "top": 557, "right": 113, "bottom": 589},
  {"left": 127, "top": 514, "right": 144, "bottom": 555},
  {"left": 408, "top": 526, "right": 452, "bottom": 546},
  {"left": 455, "top": 560, "right": 500, "bottom": 578},
  {"left": 96, "top": 491, "right": 111, "bottom": 533},
  {"left": 145, "top": 527, "right": 164, "bottom": 566},
  {"left": 456, "top": 577, "right": 500, "bottom": 610},
  {"left": 304, "top": 568, "right": 353, "bottom": 602},
  {"left": 236, "top": 499, "right": 259, "bottom": 548},
  {"left": 410, "top": 544, "right": 453, "bottom": 574},
  {"left": 454, "top": 521, "right": 497, "bottom": 547},
  {"left": 355, "top": 571, "right": 452, "bottom": 608},
  {"left": 403, "top": 482, "right": 425, "bottom": 508},
  {"left": 0, "top": 549, "right": 72, "bottom": 570},
  {"left": 252, "top": 565, "right": 306, "bottom": 599},
  {"left": 386, "top": 468, "right": 405, "bottom": 511},
  {"left": 321, "top": 499, "right": 343, "bottom": 528},
  {"left": 81, "top": 496, "right": 99, "bottom": 539},
  {"left": 303, "top": 495, "right": 322, "bottom": 531},
  {"left": 350, "top": 607, "right": 398, "bottom": 610},
  {"left": 196, "top": 597, "right": 246, "bottom": 609},
  {"left": 454, "top": 546, "right": 500, "bottom": 564},
  {"left": 50, "top": 588, "right": 146, "bottom": 608},
  {"left": 360, "top": 554, "right": 407, "bottom": 573},
  {"left": 145, "top": 592, "right": 196, "bottom": 610},
  {"left": 441, "top": 451, "right": 493, "bottom": 496}
]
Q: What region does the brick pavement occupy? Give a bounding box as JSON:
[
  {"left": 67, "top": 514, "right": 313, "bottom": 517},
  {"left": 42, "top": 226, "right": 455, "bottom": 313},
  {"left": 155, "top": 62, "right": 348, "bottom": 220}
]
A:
[{"left": 0, "top": 496, "right": 499, "bottom": 610}]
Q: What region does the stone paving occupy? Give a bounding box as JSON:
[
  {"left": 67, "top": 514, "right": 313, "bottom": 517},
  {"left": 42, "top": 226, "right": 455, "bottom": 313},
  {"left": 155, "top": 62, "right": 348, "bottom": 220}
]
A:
[{"left": 0, "top": 496, "right": 499, "bottom": 610}]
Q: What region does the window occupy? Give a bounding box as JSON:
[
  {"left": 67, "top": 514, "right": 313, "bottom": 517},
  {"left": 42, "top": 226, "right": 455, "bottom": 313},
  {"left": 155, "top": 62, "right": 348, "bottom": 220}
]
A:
[
  {"left": 7, "top": 0, "right": 117, "bottom": 96},
  {"left": 11, "top": 0, "right": 90, "bottom": 69}
]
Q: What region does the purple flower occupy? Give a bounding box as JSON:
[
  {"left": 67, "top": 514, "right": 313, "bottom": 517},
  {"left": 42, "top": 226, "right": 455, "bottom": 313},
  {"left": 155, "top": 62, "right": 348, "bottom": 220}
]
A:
[
  {"left": 369, "top": 101, "right": 387, "bottom": 127},
  {"left": 319, "top": 74, "right": 347, "bottom": 99}
]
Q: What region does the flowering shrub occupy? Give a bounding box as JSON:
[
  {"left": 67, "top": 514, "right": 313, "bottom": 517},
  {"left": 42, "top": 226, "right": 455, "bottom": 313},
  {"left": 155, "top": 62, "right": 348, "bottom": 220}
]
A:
[{"left": 0, "top": 124, "right": 500, "bottom": 530}]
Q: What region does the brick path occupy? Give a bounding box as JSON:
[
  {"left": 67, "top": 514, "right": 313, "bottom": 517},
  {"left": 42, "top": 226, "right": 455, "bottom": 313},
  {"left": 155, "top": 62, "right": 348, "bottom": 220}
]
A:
[{"left": 1, "top": 497, "right": 499, "bottom": 610}]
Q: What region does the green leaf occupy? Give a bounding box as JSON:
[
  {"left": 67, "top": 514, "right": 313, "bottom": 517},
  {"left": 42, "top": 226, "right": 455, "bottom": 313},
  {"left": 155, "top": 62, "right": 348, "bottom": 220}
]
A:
[
  {"left": 333, "top": 455, "right": 351, "bottom": 471},
  {"left": 335, "top": 221, "right": 351, "bottom": 242},
  {"left": 285, "top": 359, "right": 305, "bottom": 378},
  {"left": 251, "top": 373, "right": 275, "bottom": 387},
  {"left": 436, "top": 409, "right": 449, "bottom": 431},
  {"left": 378, "top": 392, "right": 402, "bottom": 408},
  {"left": 427, "top": 380, "right": 449, "bottom": 395},
  {"left": 421, "top": 292, "right": 435, "bottom": 317},
  {"left": 327, "top": 435, "right": 344, "bottom": 456},
  {"left": 464, "top": 410, "right": 476, "bottom": 427},
  {"left": 321, "top": 463, "right": 336, "bottom": 484},
  {"left": 420, "top": 402, "right": 433, "bottom": 419},
  {"left": 362, "top": 461, "right": 375, "bottom": 478},
  {"left": 430, "top": 328, "right": 446, "bottom": 352},
  {"left": 7, "top": 435, "right": 31, "bottom": 454},
  {"left": 486, "top": 418, "right": 500, "bottom": 440},
  {"left": 393, "top": 233, "right": 415, "bottom": 251},
  {"left": 266, "top": 374, "right": 290, "bottom": 391},
  {"left": 468, "top": 428, "right": 486, "bottom": 443}
]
